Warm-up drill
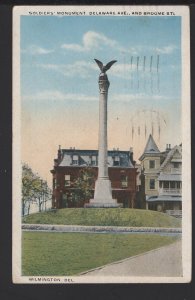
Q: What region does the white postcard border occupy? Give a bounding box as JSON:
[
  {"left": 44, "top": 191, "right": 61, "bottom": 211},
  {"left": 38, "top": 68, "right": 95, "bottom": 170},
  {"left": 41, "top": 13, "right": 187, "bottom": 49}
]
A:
[{"left": 12, "top": 5, "right": 191, "bottom": 284}]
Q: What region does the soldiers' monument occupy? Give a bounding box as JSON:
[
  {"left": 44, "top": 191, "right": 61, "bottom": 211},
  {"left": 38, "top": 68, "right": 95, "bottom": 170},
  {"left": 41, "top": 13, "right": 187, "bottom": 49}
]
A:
[{"left": 88, "top": 59, "right": 120, "bottom": 207}]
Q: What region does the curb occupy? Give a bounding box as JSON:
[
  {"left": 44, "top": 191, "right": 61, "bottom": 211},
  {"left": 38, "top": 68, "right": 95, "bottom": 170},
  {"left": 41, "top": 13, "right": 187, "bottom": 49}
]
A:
[{"left": 22, "top": 223, "right": 182, "bottom": 234}]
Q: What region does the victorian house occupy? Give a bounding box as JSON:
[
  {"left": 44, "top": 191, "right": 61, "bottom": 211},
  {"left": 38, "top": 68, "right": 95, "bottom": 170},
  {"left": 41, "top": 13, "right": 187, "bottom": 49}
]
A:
[
  {"left": 139, "top": 134, "right": 162, "bottom": 200},
  {"left": 139, "top": 135, "right": 182, "bottom": 215},
  {"left": 156, "top": 145, "right": 182, "bottom": 215},
  {"left": 51, "top": 147, "right": 137, "bottom": 208}
]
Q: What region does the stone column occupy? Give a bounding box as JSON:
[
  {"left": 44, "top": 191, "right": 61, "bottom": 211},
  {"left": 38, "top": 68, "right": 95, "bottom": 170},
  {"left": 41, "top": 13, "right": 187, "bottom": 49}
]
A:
[
  {"left": 89, "top": 73, "right": 119, "bottom": 207},
  {"left": 97, "top": 73, "right": 110, "bottom": 179}
]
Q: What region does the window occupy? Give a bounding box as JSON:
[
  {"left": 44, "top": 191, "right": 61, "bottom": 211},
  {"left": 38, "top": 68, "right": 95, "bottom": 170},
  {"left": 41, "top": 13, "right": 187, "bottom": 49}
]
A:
[
  {"left": 173, "top": 162, "right": 180, "bottom": 168},
  {"left": 121, "top": 175, "right": 128, "bottom": 188},
  {"left": 91, "top": 155, "right": 97, "bottom": 166},
  {"left": 164, "top": 181, "right": 169, "bottom": 188},
  {"left": 170, "top": 182, "right": 175, "bottom": 189},
  {"left": 149, "top": 160, "right": 155, "bottom": 169},
  {"left": 150, "top": 179, "right": 155, "bottom": 189},
  {"left": 176, "top": 181, "right": 181, "bottom": 189},
  {"left": 65, "top": 175, "right": 71, "bottom": 186},
  {"left": 72, "top": 155, "right": 78, "bottom": 165},
  {"left": 114, "top": 156, "right": 120, "bottom": 166}
]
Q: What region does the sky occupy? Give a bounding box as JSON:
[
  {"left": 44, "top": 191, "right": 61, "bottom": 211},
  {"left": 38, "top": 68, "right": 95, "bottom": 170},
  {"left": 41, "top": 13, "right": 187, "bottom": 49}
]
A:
[{"left": 20, "top": 15, "right": 181, "bottom": 186}]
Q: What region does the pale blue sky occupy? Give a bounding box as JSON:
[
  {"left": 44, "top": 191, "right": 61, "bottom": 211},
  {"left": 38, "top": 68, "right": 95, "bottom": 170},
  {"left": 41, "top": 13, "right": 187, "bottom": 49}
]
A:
[
  {"left": 21, "top": 16, "right": 181, "bottom": 99},
  {"left": 20, "top": 15, "right": 181, "bottom": 182}
]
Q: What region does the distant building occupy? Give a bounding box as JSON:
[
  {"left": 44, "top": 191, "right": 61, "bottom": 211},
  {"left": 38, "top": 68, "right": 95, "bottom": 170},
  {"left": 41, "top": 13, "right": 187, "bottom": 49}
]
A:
[
  {"left": 51, "top": 147, "right": 137, "bottom": 208},
  {"left": 139, "top": 135, "right": 182, "bottom": 215}
]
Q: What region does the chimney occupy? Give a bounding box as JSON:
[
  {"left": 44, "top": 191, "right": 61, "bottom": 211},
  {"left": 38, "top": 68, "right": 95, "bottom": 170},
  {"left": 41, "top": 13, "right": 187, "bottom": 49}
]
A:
[
  {"left": 129, "top": 150, "right": 135, "bottom": 166},
  {"left": 58, "top": 145, "right": 62, "bottom": 160}
]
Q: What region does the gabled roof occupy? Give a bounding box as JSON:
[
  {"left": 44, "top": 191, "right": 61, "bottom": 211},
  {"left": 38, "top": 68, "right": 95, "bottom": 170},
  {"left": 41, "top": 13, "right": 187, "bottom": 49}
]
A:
[
  {"left": 144, "top": 134, "right": 160, "bottom": 153},
  {"left": 160, "top": 145, "right": 182, "bottom": 172},
  {"left": 139, "top": 134, "right": 160, "bottom": 160}
]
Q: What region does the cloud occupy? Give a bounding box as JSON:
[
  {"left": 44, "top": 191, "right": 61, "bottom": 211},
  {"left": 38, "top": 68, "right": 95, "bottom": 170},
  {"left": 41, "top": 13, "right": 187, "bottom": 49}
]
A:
[
  {"left": 22, "top": 91, "right": 98, "bottom": 102},
  {"left": 61, "top": 31, "right": 117, "bottom": 53},
  {"left": 111, "top": 93, "right": 171, "bottom": 102},
  {"left": 22, "top": 45, "right": 54, "bottom": 55},
  {"left": 154, "top": 45, "right": 177, "bottom": 54},
  {"left": 61, "top": 30, "right": 140, "bottom": 55},
  {"left": 37, "top": 61, "right": 135, "bottom": 79},
  {"left": 37, "top": 57, "right": 179, "bottom": 83},
  {"left": 121, "top": 45, "right": 177, "bottom": 55},
  {"left": 111, "top": 63, "right": 136, "bottom": 78},
  {"left": 38, "top": 61, "right": 132, "bottom": 80},
  {"left": 22, "top": 90, "right": 172, "bottom": 104},
  {"left": 37, "top": 60, "right": 96, "bottom": 78}
]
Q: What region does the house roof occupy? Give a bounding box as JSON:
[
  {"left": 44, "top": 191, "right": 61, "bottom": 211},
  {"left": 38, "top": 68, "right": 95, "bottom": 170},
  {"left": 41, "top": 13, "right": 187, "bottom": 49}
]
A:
[
  {"left": 160, "top": 145, "right": 182, "bottom": 171},
  {"left": 58, "top": 149, "right": 134, "bottom": 168},
  {"left": 139, "top": 134, "right": 160, "bottom": 160},
  {"left": 158, "top": 174, "right": 181, "bottom": 181},
  {"left": 147, "top": 195, "right": 182, "bottom": 202}
]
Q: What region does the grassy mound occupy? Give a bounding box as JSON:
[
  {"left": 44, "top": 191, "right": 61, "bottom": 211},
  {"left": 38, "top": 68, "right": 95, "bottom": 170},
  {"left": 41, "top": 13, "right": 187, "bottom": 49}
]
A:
[{"left": 23, "top": 208, "right": 181, "bottom": 228}]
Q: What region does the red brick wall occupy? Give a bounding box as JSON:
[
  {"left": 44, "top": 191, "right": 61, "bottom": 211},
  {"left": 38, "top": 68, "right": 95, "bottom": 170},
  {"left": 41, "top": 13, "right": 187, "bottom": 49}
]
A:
[{"left": 51, "top": 166, "right": 137, "bottom": 208}]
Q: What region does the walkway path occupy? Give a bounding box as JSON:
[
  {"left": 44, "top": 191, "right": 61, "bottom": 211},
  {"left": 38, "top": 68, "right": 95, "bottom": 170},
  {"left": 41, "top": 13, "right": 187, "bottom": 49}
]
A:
[{"left": 81, "top": 240, "right": 182, "bottom": 277}]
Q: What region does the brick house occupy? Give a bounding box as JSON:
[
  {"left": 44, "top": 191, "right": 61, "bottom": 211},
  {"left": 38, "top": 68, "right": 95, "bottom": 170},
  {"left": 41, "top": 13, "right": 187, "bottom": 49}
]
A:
[{"left": 50, "top": 147, "right": 137, "bottom": 208}]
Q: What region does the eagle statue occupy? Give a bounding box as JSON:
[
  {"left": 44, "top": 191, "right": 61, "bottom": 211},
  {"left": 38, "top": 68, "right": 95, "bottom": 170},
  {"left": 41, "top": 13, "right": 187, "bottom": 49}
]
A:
[{"left": 94, "top": 59, "right": 117, "bottom": 74}]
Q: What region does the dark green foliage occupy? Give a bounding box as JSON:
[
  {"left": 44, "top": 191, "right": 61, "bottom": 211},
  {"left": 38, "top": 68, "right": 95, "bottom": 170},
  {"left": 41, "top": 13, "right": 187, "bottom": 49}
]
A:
[{"left": 72, "top": 167, "right": 96, "bottom": 204}]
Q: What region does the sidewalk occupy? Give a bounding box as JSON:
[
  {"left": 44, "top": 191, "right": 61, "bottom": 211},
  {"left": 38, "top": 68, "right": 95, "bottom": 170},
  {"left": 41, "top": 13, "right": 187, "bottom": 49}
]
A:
[{"left": 81, "top": 240, "right": 182, "bottom": 277}]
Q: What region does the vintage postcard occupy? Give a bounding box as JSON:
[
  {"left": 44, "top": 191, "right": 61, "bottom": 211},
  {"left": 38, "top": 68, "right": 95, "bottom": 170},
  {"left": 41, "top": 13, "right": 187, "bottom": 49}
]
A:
[{"left": 13, "top": 5, "right": 191, "bottom": 283}]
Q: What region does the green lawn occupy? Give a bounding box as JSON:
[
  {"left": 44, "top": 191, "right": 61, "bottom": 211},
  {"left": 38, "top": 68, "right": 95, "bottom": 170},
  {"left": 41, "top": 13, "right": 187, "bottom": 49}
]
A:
[
  {"left": 22, "top": 231, "right": 179, "bottom": 276},
  {"left": 23, "top": 208, "right": 181, "bottom": 228}
]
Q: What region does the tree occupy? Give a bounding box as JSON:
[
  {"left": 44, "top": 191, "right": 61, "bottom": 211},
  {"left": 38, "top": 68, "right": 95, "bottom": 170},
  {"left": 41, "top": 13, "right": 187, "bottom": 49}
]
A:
[
  {"left": 73, "top": 167, "right": 96, "bottom": 205},
  {"left": 36, "top": 179, "right": 52, "bottom": 212},
  {"left": 22, "top": 163, "right": 37, "bottom": 216},
  {"left": 22, "top": 163, "right": 51, "bottom": 215}
]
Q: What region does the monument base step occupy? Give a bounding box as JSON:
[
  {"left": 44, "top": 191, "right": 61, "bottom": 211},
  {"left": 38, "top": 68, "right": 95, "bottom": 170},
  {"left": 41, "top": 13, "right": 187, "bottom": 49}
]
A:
[{"left": 84, "top": 202, "right": 123, "bottom": 208}]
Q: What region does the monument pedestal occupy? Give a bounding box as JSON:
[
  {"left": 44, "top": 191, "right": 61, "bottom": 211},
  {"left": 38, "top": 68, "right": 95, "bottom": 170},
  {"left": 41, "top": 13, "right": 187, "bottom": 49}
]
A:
[
  {"left": 87, "top": 178, "right": 121, "bottom": 208},
  {"left": 94, "top": 178, "right": 113, "bottom": 201}
]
